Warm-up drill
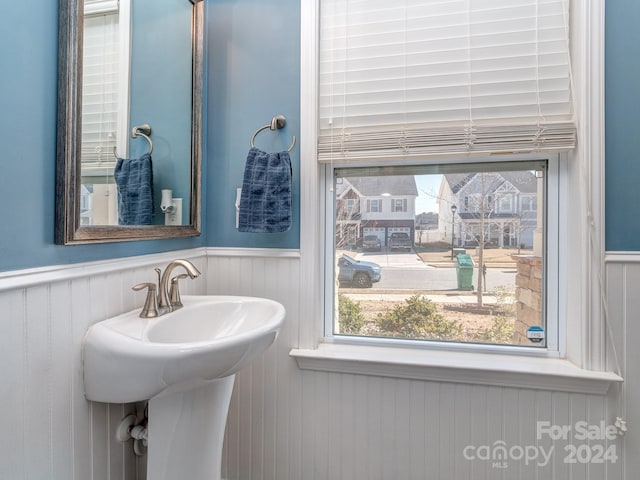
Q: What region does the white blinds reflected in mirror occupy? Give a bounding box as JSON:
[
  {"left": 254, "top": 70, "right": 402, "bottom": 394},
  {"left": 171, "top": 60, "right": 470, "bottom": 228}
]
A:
[
  {"left": 82, "top": 7, "right": 119, "bottom": 173},
  {"left": 84, "top": 0, "right": 118, "bottom": 15},
  {"left": 81, "top": 0, "right": 131, "bottom": 226}
]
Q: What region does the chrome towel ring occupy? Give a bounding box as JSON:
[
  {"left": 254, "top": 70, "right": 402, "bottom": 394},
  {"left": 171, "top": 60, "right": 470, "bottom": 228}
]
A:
[
  {"left": 250, "top": 114, "right": 296, "bottom": 153},
  {"left": 113, "top": 124, "right": 154, "bottom": 158}
]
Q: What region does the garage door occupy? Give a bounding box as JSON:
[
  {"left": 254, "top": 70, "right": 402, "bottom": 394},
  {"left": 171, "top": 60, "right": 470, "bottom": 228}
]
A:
[
  {"left": 387, "top": 227, "right": 411, "bottom": 239},
  {"left": 363, "top": 227, "right": 385, "bottom": 244}
]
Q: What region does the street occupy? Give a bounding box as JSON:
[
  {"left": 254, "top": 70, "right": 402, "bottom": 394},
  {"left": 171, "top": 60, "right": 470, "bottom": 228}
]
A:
[{"left": 352, "top": 250, "right": 516, "bottom": 292}]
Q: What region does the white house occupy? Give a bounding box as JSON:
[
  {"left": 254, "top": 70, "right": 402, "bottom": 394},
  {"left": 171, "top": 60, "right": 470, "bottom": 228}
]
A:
[{"left": 335, "top": 176, "right": 418, "bottom": 247}]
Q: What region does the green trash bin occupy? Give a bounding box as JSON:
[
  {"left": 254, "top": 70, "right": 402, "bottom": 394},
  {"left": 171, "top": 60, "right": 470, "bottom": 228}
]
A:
[{"left": 455, "top": 253, "right": 475, "bottom": 291}]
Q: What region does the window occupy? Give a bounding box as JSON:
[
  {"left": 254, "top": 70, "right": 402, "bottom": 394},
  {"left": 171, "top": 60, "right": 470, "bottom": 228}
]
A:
[
  {"left": 391, "top": 198, "right": 408, "bottom": 213},
  {"left": 296, "top": 0, "right": 617, "bottom": 392},
  {"left": 499, "top": 195, "right": 513, "bottom": 213},
  {"left": 82, "top": 1, "right": 121, "bottom": 174},
  {"left": 318, "top": 0, "right": 573, "bottom": 352},
  {"left": 331, "top": 160, "right": 553, "bottom": 348},
  {"left": 521, "top": 196, "right": 535, "bottom": 212},
  {"left": 366, "top": 199, "right": 381, "bottom": 213}
]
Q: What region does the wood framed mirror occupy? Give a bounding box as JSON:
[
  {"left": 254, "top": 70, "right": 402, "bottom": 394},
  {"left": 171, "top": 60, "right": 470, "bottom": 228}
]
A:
[{"left": 56, "top": 0, "right": 203, "bottom": 244}]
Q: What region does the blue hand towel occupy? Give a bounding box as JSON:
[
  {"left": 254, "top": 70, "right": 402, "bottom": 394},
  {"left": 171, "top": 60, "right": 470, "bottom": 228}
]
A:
[
  {"left": 114, "top": 153, "right": 154, "bottom": 225},
  {"left": 238, "top": 147, "right": 292, "bottom": 233}
]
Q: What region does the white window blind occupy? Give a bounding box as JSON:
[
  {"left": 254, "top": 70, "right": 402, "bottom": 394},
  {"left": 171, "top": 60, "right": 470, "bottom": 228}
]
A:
[
  {"left": 319, "top": 0, "right": 575, "bottom": 162},
  {"left": 81, "top": 4, "right": 119, "bottom": 173},
  {"left": 85, "top": 0, "right": 118, "bottom": 15}
]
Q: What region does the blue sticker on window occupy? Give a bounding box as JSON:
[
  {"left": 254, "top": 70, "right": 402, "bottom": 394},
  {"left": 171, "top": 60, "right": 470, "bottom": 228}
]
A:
[{"left": 527, "top": 326, "right": 545, "bottom": 343}]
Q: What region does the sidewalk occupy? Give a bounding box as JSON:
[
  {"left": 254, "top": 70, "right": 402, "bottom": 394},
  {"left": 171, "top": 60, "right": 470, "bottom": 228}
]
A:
[{"left": 344, "top": 292, "right": 499, "bottom": 305}]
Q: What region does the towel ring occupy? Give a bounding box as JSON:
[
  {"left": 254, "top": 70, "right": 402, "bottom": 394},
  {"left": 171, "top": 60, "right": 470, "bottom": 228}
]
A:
[
  {"left": 250, "top": 114, "right": 296, "bottom": 153},
  {"left": 113, "top": 124, "right": 153, "bottom": 158}
]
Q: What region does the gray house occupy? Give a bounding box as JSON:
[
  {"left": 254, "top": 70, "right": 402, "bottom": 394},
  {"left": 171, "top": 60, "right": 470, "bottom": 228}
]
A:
[{"left": 438, "top": 171, "right": 538, "bottom": 248}]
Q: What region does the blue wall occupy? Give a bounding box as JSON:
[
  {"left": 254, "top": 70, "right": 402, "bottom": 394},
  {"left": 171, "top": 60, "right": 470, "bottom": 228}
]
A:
[
  {"left": 0, "top": 2, "right": 204, "bottom": 273},
  {"left": 205, "top": 0, "right": 300, "bottom": 248},
  {"left": 130, "top": 0, "right": 193, "bottom": 224},
  {"left": 605, "top": 0, "right": 640, "bottom": 251}
]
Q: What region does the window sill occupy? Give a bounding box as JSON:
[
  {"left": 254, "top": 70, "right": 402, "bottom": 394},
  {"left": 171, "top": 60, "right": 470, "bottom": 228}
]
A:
[{"left": 289, "top": 343, "right": 622, "bottom": 395}]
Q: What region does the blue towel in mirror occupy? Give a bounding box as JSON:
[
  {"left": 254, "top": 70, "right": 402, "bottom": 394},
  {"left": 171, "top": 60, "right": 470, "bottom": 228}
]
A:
[
  {"left": 238, "top": 147, "right": 292, "bottom": 233},
  {"left": 114, "top": 153, "right": 154, "bottom": 225}
]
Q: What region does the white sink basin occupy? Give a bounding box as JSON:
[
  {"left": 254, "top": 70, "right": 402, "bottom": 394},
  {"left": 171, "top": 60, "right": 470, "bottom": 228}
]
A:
[{"left": 83, "top": 295, "right": 285, "bottom": 403}]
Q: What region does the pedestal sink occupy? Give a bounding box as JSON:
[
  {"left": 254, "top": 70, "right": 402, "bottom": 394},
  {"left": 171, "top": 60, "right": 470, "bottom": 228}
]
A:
[{"left": 82, "top": 295, "right": 285, "bottom": 480}]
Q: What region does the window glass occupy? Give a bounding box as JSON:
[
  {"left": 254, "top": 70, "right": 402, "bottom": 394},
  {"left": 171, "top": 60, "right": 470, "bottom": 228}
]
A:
[
  {"left": 366, "top": 199, "right": 381, "bottom": 213},
  {"left": 333, "top": 161, "right": 547, "bottom": 348}
]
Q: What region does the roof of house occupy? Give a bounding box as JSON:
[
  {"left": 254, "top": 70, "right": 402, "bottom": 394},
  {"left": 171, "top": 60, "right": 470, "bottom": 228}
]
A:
[
  {"left": 444, "top": 173, "right": 475, "bottom": 193},
  {"left": 500, "top": 171, "right": 537, "bottom": 193},
  {"left": 444, "top": 171, "right": 536, "bottom": 194},
  {"left": 338, "top": 176, "right": 418, "bottom": 197}
]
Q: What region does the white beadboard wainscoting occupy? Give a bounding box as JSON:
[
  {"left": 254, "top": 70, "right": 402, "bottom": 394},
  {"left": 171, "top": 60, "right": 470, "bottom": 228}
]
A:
[
  {"left": 210, "top": 250, "right": 625, "bottom": 480},
  {"left": 606, "top": 253, "right": 640, "bottom": 478},
  {"left": 0, "top": 248, "right": 635, "bottom": 480},
  {"left": 0, "top": 249, "right": 207, "bottom": 480}
]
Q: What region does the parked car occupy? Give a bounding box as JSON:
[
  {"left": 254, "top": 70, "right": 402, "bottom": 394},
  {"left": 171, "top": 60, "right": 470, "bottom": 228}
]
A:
[
  {"left": 337, "top": 254, "right": 381, "bottom": 288},
  {"left": 362, "top": 234, "right": 382, "bottom": 251},
  {"left": 388, "top": 232, "right": 412, "bottom": 251}
]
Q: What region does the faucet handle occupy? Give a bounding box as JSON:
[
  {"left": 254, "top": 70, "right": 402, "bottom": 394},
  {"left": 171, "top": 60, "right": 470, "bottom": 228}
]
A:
[
  {"left": 154, "top": 267, "right": 162, "bottom": 289},
  {"left": 132, "top": 282, "right": 159, "bottom": 318},
  {"left": 169, "top": 274, "right": 189, "bottom": 309}
]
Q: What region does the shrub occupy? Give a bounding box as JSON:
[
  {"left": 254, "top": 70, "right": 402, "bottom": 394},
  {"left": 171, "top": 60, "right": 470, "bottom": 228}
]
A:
[
  {"left": 475, "top": 286, "right": 515, "bottom": 344},
  {"left": 338, "top": 293, "right": 364, "bottom": 334},
  {"left": 375, "top": 294, "right": 462, "bottom": 340},
  {"left": 476, "top": 314, "right": 515, "bottom": 344}
]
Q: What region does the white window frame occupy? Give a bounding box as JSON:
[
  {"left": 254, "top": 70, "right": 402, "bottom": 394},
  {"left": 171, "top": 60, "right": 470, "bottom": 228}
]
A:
[
  {"left": 292, "top": 0, "right": 621, "bottom": 395},
  {"left": 81, "top": 0, "right": 131, "bottom": 177},
  {"left": 324, "top": 156, "right": 560, "bottom": 356}
]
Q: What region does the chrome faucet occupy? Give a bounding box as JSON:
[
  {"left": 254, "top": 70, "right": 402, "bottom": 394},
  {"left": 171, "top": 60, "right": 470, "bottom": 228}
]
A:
[{"left": 132, "top": 259, "right": 201, "bottom": 317}]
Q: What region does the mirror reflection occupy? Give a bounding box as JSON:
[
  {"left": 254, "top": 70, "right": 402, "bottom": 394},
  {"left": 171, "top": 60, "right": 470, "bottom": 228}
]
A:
[
  {"left": 56, "top": 0, "right": 203, "bottom": 245},
  {"left": 80, "top": 0, "right": 193, "bottom": 227}
]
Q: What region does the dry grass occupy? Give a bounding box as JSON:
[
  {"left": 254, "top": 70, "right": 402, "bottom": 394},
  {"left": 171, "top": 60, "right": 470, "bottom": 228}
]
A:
[
  {"left": 417, "top": 247, "right": 533, "bottom": 266},
  {"left": 355, "top": 298, "right": 514, "bottom": 342}
]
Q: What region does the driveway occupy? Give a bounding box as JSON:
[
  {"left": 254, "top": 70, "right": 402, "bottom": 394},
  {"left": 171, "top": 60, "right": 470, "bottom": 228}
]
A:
[{"left": 355, "top": 250, "right": 433, "bottom": 269}]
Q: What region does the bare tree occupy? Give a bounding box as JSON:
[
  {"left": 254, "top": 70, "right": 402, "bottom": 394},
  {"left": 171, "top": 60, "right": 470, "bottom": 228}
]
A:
[
  {"left": 417, "top": 227, "right": 424, "bottom": 247},
  {"left": 476, "top": 174, "right": 486, "bottom": 306},
  {"left": 335, "top": 195, "right": 360, "bottom": 250},
  {"left": 452, "top": 172, "right": 500, "bottom": 307}
]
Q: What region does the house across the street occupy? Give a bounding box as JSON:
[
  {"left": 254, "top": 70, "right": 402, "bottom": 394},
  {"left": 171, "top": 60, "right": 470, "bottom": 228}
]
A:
[{"left": 335, "top": 176, "right": 418, "bottom": 249}]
